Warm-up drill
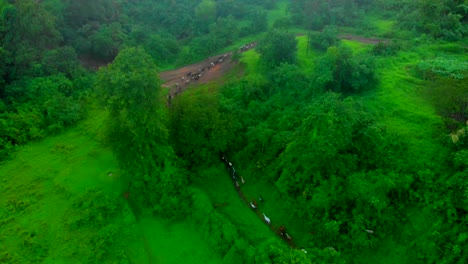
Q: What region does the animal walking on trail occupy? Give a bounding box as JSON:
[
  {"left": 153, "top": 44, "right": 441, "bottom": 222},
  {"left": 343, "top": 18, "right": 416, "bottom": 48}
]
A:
[
  {"left": 250, "top": 201, "right": 257, "bottom": 210},
  {"left": 263, "top": 213, "right": 271, "bottom": 225},
  {"left": 279, "top": 225, "right": 286, "bottom": 237}
]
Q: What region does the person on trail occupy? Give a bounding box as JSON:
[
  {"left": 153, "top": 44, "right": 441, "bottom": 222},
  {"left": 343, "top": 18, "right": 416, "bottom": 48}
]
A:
[{"left": 241, "top": 176, "right": 245, "bottom": 184}]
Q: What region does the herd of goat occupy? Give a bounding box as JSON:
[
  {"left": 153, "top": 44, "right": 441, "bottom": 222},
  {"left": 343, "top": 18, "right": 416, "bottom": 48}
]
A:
[
  {"left": 167, "top": 42, "right": 257, "bottom": 105},
  {"left": 221, "top": 154, "right": 296, "bottom": 246}
]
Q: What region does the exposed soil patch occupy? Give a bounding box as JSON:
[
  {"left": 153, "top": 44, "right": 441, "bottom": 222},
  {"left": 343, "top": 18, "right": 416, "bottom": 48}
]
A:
[
  {"left": 160, "top": 42, "right": 256, "bottom": 95},
  {"left": 160, "top": 52, "right": 235, "bottom": 92}
]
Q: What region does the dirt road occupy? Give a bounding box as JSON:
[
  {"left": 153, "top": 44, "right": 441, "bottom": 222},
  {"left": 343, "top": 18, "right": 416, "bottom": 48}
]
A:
[{"left": 160, "top": 52, "right": 239, "bottom": 95}]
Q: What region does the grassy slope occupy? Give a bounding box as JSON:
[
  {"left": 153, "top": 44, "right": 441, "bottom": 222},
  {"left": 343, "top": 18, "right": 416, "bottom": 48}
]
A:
[
  {"left": 0, "top": 108, "right": 222, "bottom": 264},
  {"left": 194, "top": 165, "right": 277, "bottom": 243}
]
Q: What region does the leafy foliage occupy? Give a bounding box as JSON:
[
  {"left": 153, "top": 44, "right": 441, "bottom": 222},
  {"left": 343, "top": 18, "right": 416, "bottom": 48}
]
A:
[
  {"left": 169, "top": 89, "right": 232, "bottom": 171},
  {"left": 417, "top": 57, "right": 468, "bottom": 80},
  {"left": 309, "top": 26, "right": 340, "bottom": 51},
  {"left": 396, "top": 0, "right": 467, "bottom": 40},
  {"left": 289, "top": 0, "right": 370, "bottom": 29},
  {"left": 256, "top": 30, "right": 298, "bottom": 69},
  {"left": 314, "top": 45, "right": 378, "bottom": 93},
  {"left": 96, "top": 47, "right": 190, "bottom": 219}
]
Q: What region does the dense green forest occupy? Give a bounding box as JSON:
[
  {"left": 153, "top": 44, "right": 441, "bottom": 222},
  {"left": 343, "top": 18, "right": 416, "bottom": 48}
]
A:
[{"left": 0, "top": 0, "right": 467, "bottom": 263}]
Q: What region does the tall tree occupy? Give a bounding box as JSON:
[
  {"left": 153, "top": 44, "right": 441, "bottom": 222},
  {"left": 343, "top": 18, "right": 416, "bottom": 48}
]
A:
[
  {"left": 256, "top": 30, "right": 297, "bottom": 70},
  {"left": 96, "top": 47, "right": 189, "bottom": 217}
]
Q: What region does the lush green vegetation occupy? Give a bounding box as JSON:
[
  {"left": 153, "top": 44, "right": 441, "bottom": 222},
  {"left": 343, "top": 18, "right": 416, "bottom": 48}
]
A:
[{"left": 1, "top": 0, "right": 467, "bottom": 263}]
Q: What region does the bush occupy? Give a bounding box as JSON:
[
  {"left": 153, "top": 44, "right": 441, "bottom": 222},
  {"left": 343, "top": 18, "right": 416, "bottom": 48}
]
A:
[
  {"left": 314, "top": 45, "right": 378, "bottom": 93},
  {"left": 309, "top": 26, "right": 339, "bottom": 51}
]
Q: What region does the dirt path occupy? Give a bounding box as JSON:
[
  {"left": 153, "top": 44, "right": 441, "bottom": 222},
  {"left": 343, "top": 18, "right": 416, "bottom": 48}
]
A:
[
  {"left": 222, "top": 157, "right": 296, "bottom": 248},
  {"left": 160, "top": 53, "right": 235, "bottom": 93},
  {"left": 160, "top": 43, "right": 256, "bottom": 96}
]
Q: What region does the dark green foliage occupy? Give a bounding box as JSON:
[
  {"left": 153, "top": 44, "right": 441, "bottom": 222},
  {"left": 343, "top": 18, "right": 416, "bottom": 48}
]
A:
[
  {"left": 241, "top": 8, "right": 268, "bottom": 36},
  {"left": 309, "top": 26, "right": 340, "bottom": 51},
  {"left": 96, "top": 47, "right": 169, "bottom": 166},
  {"left": 0, "top": 74, "right": 87, "bottom": 160},
  {"left": 142, "top": 33, "right": 180, "bottom": 64},
  {"left": 270, "top": 63, "right": 310, "bottom": 96},
  {"left": 96, "top": 47, "right": 190, "bottom": 219},
  {"left": 89, "top": 22, "right": 125, "bottom": 61},
  {"left": 371, "top": 40, "right": 402, "bottom": 56},
  {"left": 169, "top": 90, "right": 231, "bottom": 171},
  {"left": 289, "top": 0, "right": 367, "bottom": 29},
  {"left": 314, "top": 45, "right": 378, "bottom": 93},
  {"left": 397, "top": 0, "right": 467, "bottom": 40},
  {"left": 257, "top": 30, "right": 298, "bottom": 69},
  {"left": 1, "top": 0, "right": 62, "bottom": 79},
  {"left": 274, "top": 93, "right": 398, "bottom": 198},
  {"left": 254, "top": 238, "right": 311, "bottom": 263},
  {"left": 419, "top": 58, "right": 468, "bottom": 128},
  {"left": 68, "top": 188, "right": 121, "bottom": 229}
]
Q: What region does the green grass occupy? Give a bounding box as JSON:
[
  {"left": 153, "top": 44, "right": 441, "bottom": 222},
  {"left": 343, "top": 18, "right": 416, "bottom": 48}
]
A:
[
  {"left": 364, "top": 50, "right": 447, "bottom": 168},
  {"left": 194, "top": 165, "right": 281, "bottom": 245},
  {"left": 267, "top": 0, "right": 289, "bottom": 28},
  {"left": 373, "top": 20, "right": 395, "bottom": 36},
  {"left": 296, "top": 35, "right": 316, "bottom": 74},
  {"left": 238, "top": 35, "right": 315, "bottom": 76},
  {"left": 0, "top": 108, "right": 222, "bottom": 263},
  {"left": 341, "top": 39, "right": 372, "bottom": 54},
  {"left": 140, "top": 217, "right": 223, "bottom": 264},
  {"left": 239, "top": 49, "right": 261, "bottom": 76}
]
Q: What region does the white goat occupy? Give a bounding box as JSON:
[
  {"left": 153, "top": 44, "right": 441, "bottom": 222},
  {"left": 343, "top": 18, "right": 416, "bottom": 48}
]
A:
[{"left": 263, "top": 213, "right": 271, "bottom": 225}]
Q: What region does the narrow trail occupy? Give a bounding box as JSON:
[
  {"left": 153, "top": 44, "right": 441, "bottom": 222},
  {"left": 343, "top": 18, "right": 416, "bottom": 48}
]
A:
[{"left": 221, "top": 156, "right": 297, "bottom": 249}]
